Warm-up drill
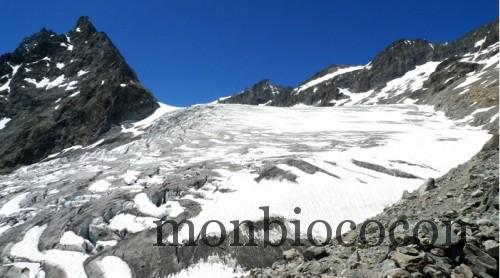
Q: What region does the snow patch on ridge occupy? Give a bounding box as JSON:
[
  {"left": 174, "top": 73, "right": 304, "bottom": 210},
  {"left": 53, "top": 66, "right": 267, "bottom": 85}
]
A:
[
  {"left": 294, "top": 65, "right": 365, "bottom": 93},
  {"left": 0, "top": 192, "right": 29, "bottom": 216},
  {"left": 0, "top": 117, "right": 11, "bottom": 130},
  {"left": 121, "top": 102, "right": 180, "bottom": 136},
  {"left": 364, "top": 61, "right": 441, "bottom": 104}
]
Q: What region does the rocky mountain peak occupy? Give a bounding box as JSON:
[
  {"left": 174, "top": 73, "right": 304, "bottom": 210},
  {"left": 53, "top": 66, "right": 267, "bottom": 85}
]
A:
[
  {"left": 219, "top": 79, "right": 292, "bottom": 106},
  {"left": 0, "top": 16, "right": 159, "bottom": 173},
  {"left": 369, "top": 38, "right": 434, "bottom": 81},
  {"left": 253, "top": 79, "right": 273, "bottom": 89},
  {"left": 74, "top": 16, "right": 97, "bottom": 35}
]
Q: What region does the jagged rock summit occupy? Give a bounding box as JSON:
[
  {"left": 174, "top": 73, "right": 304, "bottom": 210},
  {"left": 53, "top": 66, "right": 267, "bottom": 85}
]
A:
[
  {"left": 0, "top": 16, "right": 159, "bottom": 173},
  {"left": 219, "top": 79, "right": 292, "bottom": 106}
]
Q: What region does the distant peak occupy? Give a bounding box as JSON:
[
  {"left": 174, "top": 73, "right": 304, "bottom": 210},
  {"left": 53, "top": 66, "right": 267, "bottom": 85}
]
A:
[
  {"left": 75, "top": 16, "right": 97, "bottom": 34},
  {"left": 255, "top": 79, "right": 272, "bottom": 86},
  {"left": 39, "top": 27, "right": 54, "bottom": 35}
]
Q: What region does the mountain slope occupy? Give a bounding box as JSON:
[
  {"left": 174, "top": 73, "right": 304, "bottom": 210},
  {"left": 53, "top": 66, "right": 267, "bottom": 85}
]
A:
[
  {"left": 221, "top": 20, "right": 499, "bottom": 118},
  {"left": 0, "top": 104, "right": 492, "bottom": 278},
  {"left": 0, "top": 16, "right": 159, "bottom": 173}
]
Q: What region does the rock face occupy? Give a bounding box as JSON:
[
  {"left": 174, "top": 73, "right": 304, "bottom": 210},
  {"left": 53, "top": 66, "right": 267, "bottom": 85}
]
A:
[
  {"left": 221, "top": 19, "right": 499, "bottom": 118},
  {"left": 0, "top": 16, "right": 158, "bottom": 173},
  {"left": 219, "top": 79, "right": 292, "bottom": 106}
]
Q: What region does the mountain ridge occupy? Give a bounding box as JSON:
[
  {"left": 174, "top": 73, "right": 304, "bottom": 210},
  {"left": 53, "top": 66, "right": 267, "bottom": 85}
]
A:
[
  {"left": 0, "top": 16, "right": 159, "bottom": 173},
  {"left": 220, "top": 19, "right": 499, "bottom": 114}
]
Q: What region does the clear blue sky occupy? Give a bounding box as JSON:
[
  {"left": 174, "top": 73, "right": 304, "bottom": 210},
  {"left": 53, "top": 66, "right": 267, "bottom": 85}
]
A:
[{"left": 1, "top": 1, "right": 498, "bottom": 106}]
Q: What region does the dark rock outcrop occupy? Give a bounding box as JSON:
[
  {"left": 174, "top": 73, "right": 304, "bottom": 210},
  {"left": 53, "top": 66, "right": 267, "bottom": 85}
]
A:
[
  {"left": 0, "top": 16, "right": 159, "bottom": 173},
  {"left": 219, "top": 79, "right": 292, "bottom": 106}
]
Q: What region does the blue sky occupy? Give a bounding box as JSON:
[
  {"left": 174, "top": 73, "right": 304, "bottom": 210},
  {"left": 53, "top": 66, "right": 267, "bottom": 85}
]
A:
[{"left": 1, "top": 1, "right": 498, "bottom": 106}]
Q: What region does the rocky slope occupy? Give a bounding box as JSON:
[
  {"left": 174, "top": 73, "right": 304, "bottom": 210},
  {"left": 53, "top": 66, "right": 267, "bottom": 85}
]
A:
[
  {"left": 250, "top": 133, "right": 499, "bottom": 278},
  {"left": 0, "top": 16, "right": 159, "bottom": 173},
  {"left": 221, "top": 20, "right": 498, "bottom": 120}
]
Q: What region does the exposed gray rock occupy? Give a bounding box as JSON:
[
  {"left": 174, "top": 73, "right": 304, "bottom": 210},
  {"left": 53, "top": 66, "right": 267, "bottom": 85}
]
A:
[
  {"left": 482, "top": 240, "right": 499, "bottom": 258},
  {"left": 419, "top": 178, "right": 436, "bottom": 195},
  {"left": 385, "top": 268, "right": 411, "bottom": 278},
  {"left": 451, "top": 264, "right": 474, "bottom": 278},
  {"left": 351, "top": 159, "right": 421, "bottom": 179},
  {"left": 472, "top": 189, "right": 484, "bottom": 197},
  {"left": 303, "top": 246, "right": 328, "bottom": 261},
  {"left": 0, "top": 16, "right": 158, "bottom": 173},
  {"left": 283, "top": 248, "right": 301, "bottom": 261},
  {"left": 462, "top": 243, "right": 498, "bottom": 275}
]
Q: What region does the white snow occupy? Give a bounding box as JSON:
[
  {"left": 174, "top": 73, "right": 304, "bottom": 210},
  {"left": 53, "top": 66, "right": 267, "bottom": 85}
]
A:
[
  {"left": 59, "top": 231, "right": 85, "bottom": 247},
  {"left": 364, "top": 61, "right": 441, "bottom": 103},
  {"left": 11, "top": 225, "right": 89, "bottom": 278},
  {"left": 10, "top": 225, "right": 47, "bottom": 261},
  {"left": 69, "top": 91, "right": 81, "bottom": 97},
  {"left": 88, "top": 180, "right": 111, "bottom": 192},
  {"left": 47, "top": 75, "right": 65, "bottom": 89},
  {"left": 56, "top": 63, "right": 65, "bottom": 69},
  {"left": 0, "top": 63, "right": 21, "bottom": 93},
  {"left": 97, "top": 256, "right": 132, "bottom": 278},
  {"left": 96, "top": 240, "right": 118, "bottom": 247},
  {"left": 402, "top": 98, "right": 418, "bottom": 104},
  {"left": 77, "top": 70, "right": 88, "bottom": 77},
  {"left": 87, "top": 139, "right": 105, "bottom": 149},
  {"left": 335, "top": 88, "right": 374, "bottom": 106},
  {"left": 121, "top": 102, "right": 180, "bottom": 136},
  {"left": 0, "top": 97, "right": 495, "bottom": 278},
  {"left": 455, "top": 71, "right": 486, "bottom": 89},
  {"left": 167, "top": 257, "right": 246, "bottom": 278},
  {"left": 166, "top": 104, "right": 491, "bottom": 243},
  {"left": 59, "top": 42, "right": 74, "bottom": 51},
  {"left": 120, "top": 83, "right": 127, "bottom": 87},
  {"left": 108, "top": 213, "right": 157, "bottom": 233},
  {"left": 258, "top": 100, "right": 272, "bottom": 106},
  {"left": 0, "top": 117, "right": 11, "bottom": 130},
  {"left": 45, "top": 145, "right": 84, "bottom": 159},
  {"left": 474, "top": 36, "right": 486, "bottom": 48},
  {"left": 295, "top": 65, "right": 365, "bottom": 93},
  {"left": 0, "top": 192, "right": 29, "bottom": 216},
  {"left": 134, "top": 193, "right": 168, "bottom": 218},
  {"left": 167, "top": 201, "right": 185, "bottom": 218},
  {"left": 121, "top": 170, "right": 141, "bottom": 185},
  {"left": 65, "top": 80, "right": 79, "bottom": 91},
  {"left": 43, "top": 249, "right": 88, "bottom": 278},
  {"left": 25, "top": 75, "right": 66, "bottom": 89}
]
